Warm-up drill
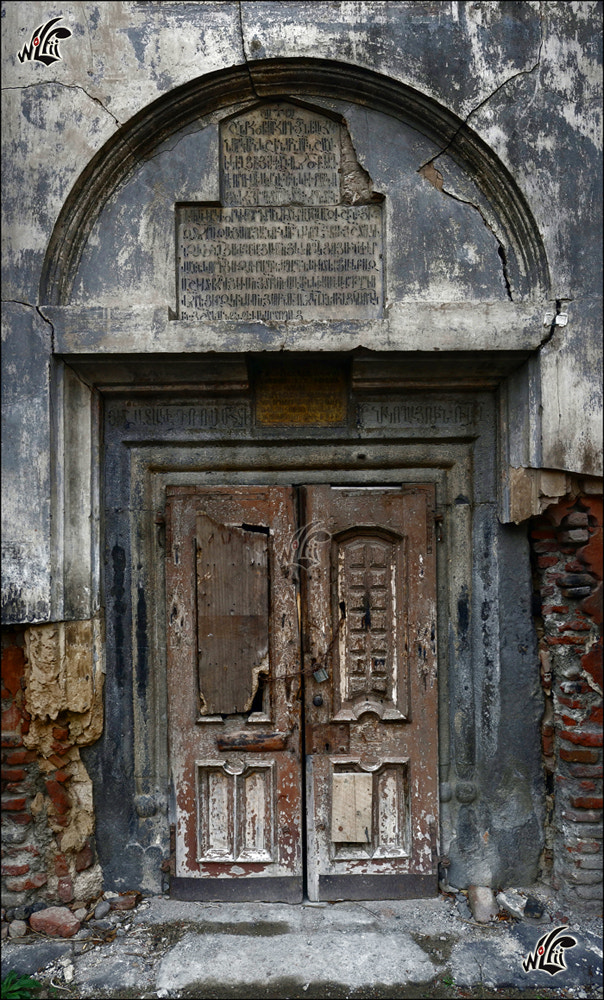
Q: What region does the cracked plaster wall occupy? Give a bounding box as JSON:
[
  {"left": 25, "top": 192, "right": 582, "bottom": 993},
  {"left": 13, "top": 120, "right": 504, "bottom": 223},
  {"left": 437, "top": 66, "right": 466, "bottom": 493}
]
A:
[{"left": 1, "top": 3, "right": 602, "bottom": 597}]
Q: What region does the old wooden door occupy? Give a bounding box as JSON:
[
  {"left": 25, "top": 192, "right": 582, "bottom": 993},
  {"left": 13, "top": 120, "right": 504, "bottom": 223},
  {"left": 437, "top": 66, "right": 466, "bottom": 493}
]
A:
[
  {"left": 302, "top": 486, "right": 438, "bottom": 900},
  {"left": 165, "top": 484, "right": 438, "bottom": 901},
  {"left": 166, "top": 486, "right": 303, "bottom": 901}
]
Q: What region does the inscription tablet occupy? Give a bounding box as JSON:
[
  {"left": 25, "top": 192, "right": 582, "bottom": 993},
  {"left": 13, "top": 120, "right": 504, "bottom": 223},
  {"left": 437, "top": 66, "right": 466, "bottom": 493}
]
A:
[
  {"left": 177, "top": 103, "right": 383, "bottom": 323},
  {"left": 255, "top": 365, "right": 347, "bottom": 426}
]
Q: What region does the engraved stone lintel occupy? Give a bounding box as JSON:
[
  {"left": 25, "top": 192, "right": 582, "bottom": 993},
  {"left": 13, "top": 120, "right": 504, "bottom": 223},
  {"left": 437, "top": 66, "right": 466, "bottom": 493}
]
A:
[
  {"left": 357, "top": 400, "right": 483, "bottom": 429},
  {"left": 177, "top": 204, "right": 383, "bottom": 323},
  {"left": 106, "top": 402, "right": 251, "bottom": 432}
]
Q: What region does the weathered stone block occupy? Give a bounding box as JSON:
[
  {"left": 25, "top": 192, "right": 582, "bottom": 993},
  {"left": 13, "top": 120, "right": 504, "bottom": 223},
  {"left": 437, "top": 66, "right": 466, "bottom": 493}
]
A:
[
  {"left": 467, "top": 885, "right": 498, "bottom": 923},
  {"left": 29, "top": 906, "right": 80, "bottom": 938}
]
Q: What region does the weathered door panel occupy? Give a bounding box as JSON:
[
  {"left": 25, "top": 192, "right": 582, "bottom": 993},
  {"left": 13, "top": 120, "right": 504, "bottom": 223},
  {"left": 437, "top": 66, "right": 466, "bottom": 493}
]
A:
[
  {"left": 165, "top": 486, "right": 303, "bottom": 901},
  {"left": 302, "top": 486, "right": 438, "bottom": 901}
]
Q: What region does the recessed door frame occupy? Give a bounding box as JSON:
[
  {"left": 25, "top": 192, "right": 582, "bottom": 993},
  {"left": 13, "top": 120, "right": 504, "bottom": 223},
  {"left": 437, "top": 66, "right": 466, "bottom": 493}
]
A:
[{"left": 92, "top": 381, "right": 505, "bottom": 896}]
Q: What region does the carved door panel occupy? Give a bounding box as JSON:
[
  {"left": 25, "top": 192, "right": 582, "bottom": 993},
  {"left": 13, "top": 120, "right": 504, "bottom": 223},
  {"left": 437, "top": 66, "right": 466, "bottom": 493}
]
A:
[
  {"left": 302, "top": 486, "right": 438, "bottom": 900},
  {"left": 165, "top": 487, "right": 303, "bottom": 901}
]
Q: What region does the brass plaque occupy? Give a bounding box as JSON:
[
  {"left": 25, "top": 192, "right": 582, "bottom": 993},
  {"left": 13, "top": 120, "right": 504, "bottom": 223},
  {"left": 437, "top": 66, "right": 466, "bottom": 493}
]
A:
[{"left": 255, "top": 366, "right": 347, "bottom": 426}]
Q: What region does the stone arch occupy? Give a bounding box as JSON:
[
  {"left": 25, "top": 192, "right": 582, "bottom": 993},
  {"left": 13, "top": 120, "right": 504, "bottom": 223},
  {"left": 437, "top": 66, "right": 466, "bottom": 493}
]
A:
[{"left": 40, "top": 58, "right": 550, "bottom": 306}]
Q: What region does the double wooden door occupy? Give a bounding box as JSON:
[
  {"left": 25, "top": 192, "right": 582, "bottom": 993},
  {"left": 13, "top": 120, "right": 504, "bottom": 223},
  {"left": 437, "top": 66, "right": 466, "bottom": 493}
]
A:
[{"left": 166, "top": 484, "right": 438, "bottom": 901}]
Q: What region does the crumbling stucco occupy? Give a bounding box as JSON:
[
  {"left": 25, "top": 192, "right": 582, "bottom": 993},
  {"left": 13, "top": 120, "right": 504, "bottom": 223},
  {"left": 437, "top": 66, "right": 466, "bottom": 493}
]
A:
[{"left": 23, "top": 619, "right": 104, "bottom": 883}]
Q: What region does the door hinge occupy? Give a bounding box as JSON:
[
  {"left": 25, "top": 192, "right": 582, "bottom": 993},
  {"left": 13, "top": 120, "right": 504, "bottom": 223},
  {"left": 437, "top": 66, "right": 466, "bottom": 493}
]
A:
[{"left": 434, "top": 514, "right": 444, "bottom": 542}]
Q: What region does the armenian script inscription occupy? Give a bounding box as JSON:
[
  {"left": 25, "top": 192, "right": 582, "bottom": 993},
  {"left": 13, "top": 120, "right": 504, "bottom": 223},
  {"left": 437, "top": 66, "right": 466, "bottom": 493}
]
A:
[{"left": 177, "top": 104, "right": 383, "bottom": 323}]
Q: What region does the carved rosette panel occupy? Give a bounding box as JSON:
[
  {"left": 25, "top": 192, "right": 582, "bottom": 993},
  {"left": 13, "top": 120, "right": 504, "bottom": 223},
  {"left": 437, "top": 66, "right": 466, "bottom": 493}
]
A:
[
  {"left": 196, "top": 760, "right": 275, "bottom": 863},
  {"left": 335, "top": 532, "right": 406, "bottom": 720}
]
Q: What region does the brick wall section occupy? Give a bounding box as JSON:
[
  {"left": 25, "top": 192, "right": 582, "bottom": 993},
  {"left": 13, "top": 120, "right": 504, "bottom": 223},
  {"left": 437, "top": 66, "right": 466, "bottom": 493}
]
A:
[
  {"left": 1, "top": 628, "right": 98, "bottom": 907},
  {"left": 531, "top": 495, "right": 603, "bottom": 913}
]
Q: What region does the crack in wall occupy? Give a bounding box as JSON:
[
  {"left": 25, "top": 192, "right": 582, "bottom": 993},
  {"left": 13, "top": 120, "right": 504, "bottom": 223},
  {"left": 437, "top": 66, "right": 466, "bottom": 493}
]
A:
[
  {"left": 416, "top": 3, "right": 546, "bottom": 303},
  {"left": 419, "top": 0, "right": 544, "bottom": 171},
  {"left": 36, "top": 306, "right": 56, "bottom": 354},
  {"left": 238, "top": 1, "right": 260, "bottom": 101},
  {"left": 418, "top": 169, "right": 515, "bottom": 301},
  {"left": 2, "top": 81, "right": 122, "bottom": 128},
  {"left": 2, "top": 300, "right": 56, "bottom": 353}
]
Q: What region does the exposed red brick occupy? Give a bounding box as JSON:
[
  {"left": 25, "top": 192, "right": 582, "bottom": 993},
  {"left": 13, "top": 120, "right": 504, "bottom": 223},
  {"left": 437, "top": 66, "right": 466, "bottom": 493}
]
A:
[
  {"left": 1, "top": 863, "right": 29, "bottom": 876},
  {"left": 538, "top": 555, "right": 560, "bottom": 569},
  {"left": 566, "top": 559, "right": 588, "bottom": 572},
  {"left": 588, "top": 705, "right": 603, "bottom": 725},
  {"left": 54, "top": 853, "right": 69, "bottom": 877},
  {"left": 559, "top": 714, "right": 578, "bottom": 727},
  {"left": 560, "top": 748, "right": 599, "bottom": 763},
  {"left": 9, "top": 811, "right": 32, "bottom": 825},
  {"left": 542, "top": 730, "right": 554, "bottom": 756},
  {"left": 580, "top": 585, "right": 603, "bottom": 627},
  {"left": 578, "top": 779, "right": 597, "bottom": 791},
  {"left": 546, "top": 635, "right": 585, "bottom": 645},
  {"left": 557, "top": 696, "right": 587, "bottom": 710},
  {"left": 4, "top": 750, "right": 36, "bottom": 765},
  {"left": 575, "top": 841, "right": 601, "bottom": 854},
  {"left": 3, "top": 843, "right": 39, "bottom": 857},
  {"left": 571, "top": 796, "right": 603, "bottom": 810},
  {"left": 542, "top": 605, "right": 569, "bottom": 615},
  {"left": 1, "top": 646, "right": 25, "bottom": 698},
  {"left": 559, "top": 620, "right": 591, "bottom": 631},
  {"left": 1, "top": 703, "right": 24, "bottom": 733},
  {"left": 1, "top": 768, "right": 26, "bottom": 783},
  {"left": 559, "top": 729, "right": 603, "bottom": 747},
  {"left": 52, "top": 727, "right": 70, "bottom": 741},
  {"left": 45, "top": 779, "right": 70, "bottom": 816},
  {"left": 569, "top": 764, "right": 603, "bottom": 778},
  {"left": 1, "top": 796, "right": 27, "bottom": 811},
  {"left": 46, "top": 754, "right": 68, "bottom": 768},
  {"left": 5, "top": 872, "right": 47, "bottom": 891},
  {"left": 533, "top": 540, "right": 560, "bottom": 553},
  {"left": 53, "top": 770, "right": 70, "bottom": 784},
  {"left": 74, "top": 841, "right": 94, "bottom": 872},
  {"left": 562, "top": 808, "right": 603, "bottom": 823}
]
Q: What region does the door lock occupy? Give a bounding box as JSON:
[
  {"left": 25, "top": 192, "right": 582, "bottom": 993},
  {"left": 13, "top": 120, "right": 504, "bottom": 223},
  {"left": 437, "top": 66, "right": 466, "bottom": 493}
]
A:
[{"left": 313, "top": 695, "right": 323, "bottom": 707}]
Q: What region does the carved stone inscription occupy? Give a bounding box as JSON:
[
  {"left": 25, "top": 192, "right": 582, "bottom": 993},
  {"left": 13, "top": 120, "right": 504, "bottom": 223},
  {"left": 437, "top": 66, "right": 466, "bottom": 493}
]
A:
[
  {"left": 178, "top": 205, "right": 382, "bottom": 322},
  {"left": 357, "top": 400, "right": 484, "bottom": 429},
  {"left": 177, "top": 103, "right": 383, "bottom": 323},
  {"left": 106, "top": 402, "right": 250, "bottom": 432},
  {"left": 221, "top": 104, "right": 340, "bottom": 206}
]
